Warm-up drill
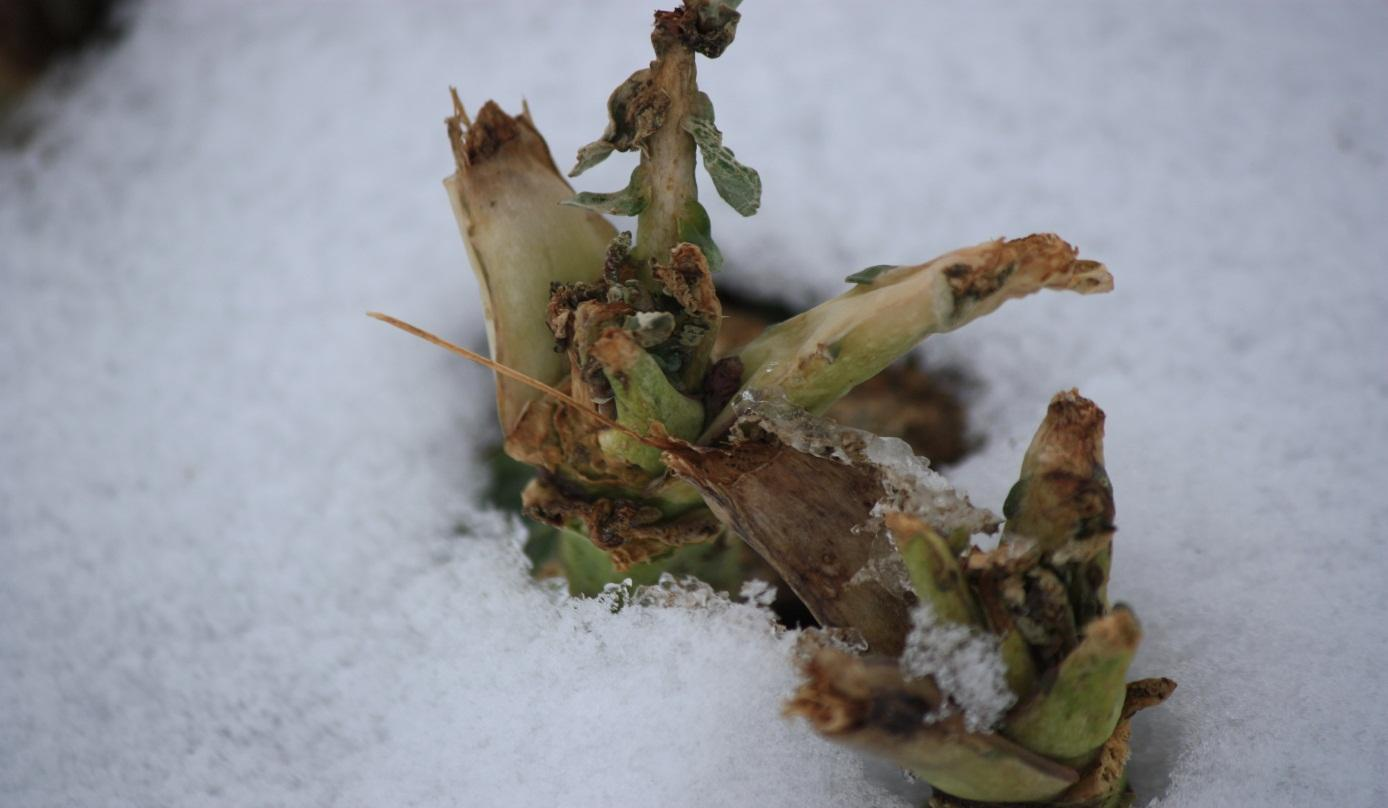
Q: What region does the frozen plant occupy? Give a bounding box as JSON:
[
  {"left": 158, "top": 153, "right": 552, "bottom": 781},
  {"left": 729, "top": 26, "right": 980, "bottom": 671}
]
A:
[
  {"left": 782, "top": 392, "right": 1175, "bottom": 806},
  {"left": 372, "top": 2, "right": 1173, "bottom": 805}
]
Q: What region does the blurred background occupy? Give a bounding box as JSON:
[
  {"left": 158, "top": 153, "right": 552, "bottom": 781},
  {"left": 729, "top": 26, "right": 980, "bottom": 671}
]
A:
[{"left": 2, "top": 2, "right": 1385, "bottom": 806}]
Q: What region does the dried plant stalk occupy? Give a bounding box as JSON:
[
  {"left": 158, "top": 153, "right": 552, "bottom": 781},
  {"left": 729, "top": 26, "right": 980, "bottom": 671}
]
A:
[{"left": 665, "top": 437, "right": 915, "bottom": 653}]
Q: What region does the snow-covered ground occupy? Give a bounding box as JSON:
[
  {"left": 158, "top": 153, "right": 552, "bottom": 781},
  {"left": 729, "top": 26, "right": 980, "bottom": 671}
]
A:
[{"left": 3, "top": 2, "right": 1385, "bottom": 806}]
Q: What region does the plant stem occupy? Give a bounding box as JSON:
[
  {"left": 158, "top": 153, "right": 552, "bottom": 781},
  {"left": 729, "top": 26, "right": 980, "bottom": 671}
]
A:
[{"left": 632, "top": 41, "right": 699, "bottom": 275}]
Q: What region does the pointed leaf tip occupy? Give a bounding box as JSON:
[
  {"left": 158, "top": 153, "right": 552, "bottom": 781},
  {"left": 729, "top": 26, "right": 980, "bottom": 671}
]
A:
[{"left": 845, "top": 265, "right": 898, "bottom": 285}]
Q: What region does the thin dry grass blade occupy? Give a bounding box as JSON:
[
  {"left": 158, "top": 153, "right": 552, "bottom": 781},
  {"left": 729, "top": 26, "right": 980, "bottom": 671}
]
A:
[{"left": 367, "top": 311, "right": 650, "bottom": 444}]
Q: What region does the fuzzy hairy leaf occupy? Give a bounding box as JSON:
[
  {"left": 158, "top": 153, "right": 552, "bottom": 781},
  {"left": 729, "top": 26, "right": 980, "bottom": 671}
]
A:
[
  {"left": 563, "top": 165, "right": 650, "bottom": 217},
  {"left": 683, "top": 95, "right": 761, "bottom": 216},
  {"left": 676, "top": 199, "right": 724, "bottom": 272},
  {"left": 570, "top": 140, "right": 615, "bottom": 177}
]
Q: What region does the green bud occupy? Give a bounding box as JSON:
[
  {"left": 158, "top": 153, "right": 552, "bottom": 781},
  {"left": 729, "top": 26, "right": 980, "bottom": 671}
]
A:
[
  {"left": 1003, "top": 608, "right": 1141, "bottom": 764},
  {"left": 889, "top": 512, "right": 982, "bottom": 628},
  {"left": 1005, "top": 390, "right": 1117, "bottom": 627}
]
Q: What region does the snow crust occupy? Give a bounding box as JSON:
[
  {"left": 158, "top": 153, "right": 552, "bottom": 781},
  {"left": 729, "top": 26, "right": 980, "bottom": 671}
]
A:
[{"left": 3, "top": 1, "right": 1387, "bottom": 806}]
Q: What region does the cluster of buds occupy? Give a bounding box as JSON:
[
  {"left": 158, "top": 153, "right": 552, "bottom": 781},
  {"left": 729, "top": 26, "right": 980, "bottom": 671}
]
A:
[
  {"left": 777, "top": 391, "right": 1175, "bottom": 806},
  {"left": 377, "top": 2, "right": 1173, "bottom": 805}
]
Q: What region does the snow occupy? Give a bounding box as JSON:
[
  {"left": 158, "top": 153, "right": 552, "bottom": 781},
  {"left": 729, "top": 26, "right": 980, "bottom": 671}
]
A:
[
  {"left": 2, "top": 1, "right": 1386, "bottom": 807},
  {"left": 900, "top": 604, "right": 1016, "bottom": 734}
]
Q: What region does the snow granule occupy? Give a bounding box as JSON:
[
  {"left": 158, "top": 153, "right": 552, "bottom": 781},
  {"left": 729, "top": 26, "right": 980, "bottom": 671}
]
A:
[{"left": 900, "top": 604, "right": 1016, "bottom": 733}]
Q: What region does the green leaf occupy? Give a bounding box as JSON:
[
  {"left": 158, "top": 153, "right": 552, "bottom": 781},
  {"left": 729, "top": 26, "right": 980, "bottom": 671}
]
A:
[
  {"left": 683, "top": 95, "right": 761, "bottom": 216},
  {"left": 676, "top": 199, "right": 724, "bottom": 272},
  {"left": 563, "top": 165, "right": 649, "bottom": 217},
  {"left": 844, "top": 264, "right": 898, "bottom": 285}
]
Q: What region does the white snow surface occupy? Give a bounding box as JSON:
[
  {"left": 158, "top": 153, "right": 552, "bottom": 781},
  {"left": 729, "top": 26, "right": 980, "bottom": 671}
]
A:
[{"left": 3, "top": 2, "right": 1386, "bottom": 806}]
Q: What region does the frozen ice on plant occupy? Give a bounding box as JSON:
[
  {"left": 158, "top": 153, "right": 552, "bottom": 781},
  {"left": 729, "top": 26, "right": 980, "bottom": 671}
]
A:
[
  {"left": 847, "top": 534, "right": 914, "bottom": 598},
  {"left": 864, "top": 433, "right": 999, "bottom": 539},
  {"left": 900, "top": 604, "right": 1016, "bottom": 733},
  {"left": 734, "top": 393, "right": 1000, "bottom": 539},
  {"left": 731, "top": 390, "right": 854, "bottom": 462}
]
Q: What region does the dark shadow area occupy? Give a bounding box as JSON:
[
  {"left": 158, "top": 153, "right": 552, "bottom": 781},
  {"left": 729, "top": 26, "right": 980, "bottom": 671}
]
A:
[{"left": 0, "top": 0, "right": 124, "bottom": 146}]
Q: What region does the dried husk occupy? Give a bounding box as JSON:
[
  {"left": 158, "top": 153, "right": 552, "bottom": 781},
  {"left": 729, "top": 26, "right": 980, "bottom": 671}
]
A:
[
  {"left": 665, "top": 435, "right": 915, "bottom": 653},
  {"left": 662, "top": 401, "right": 998, "bottom": 654},
  {"left": 444, "top": 96, "right": 615, "bottom": 448}
]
